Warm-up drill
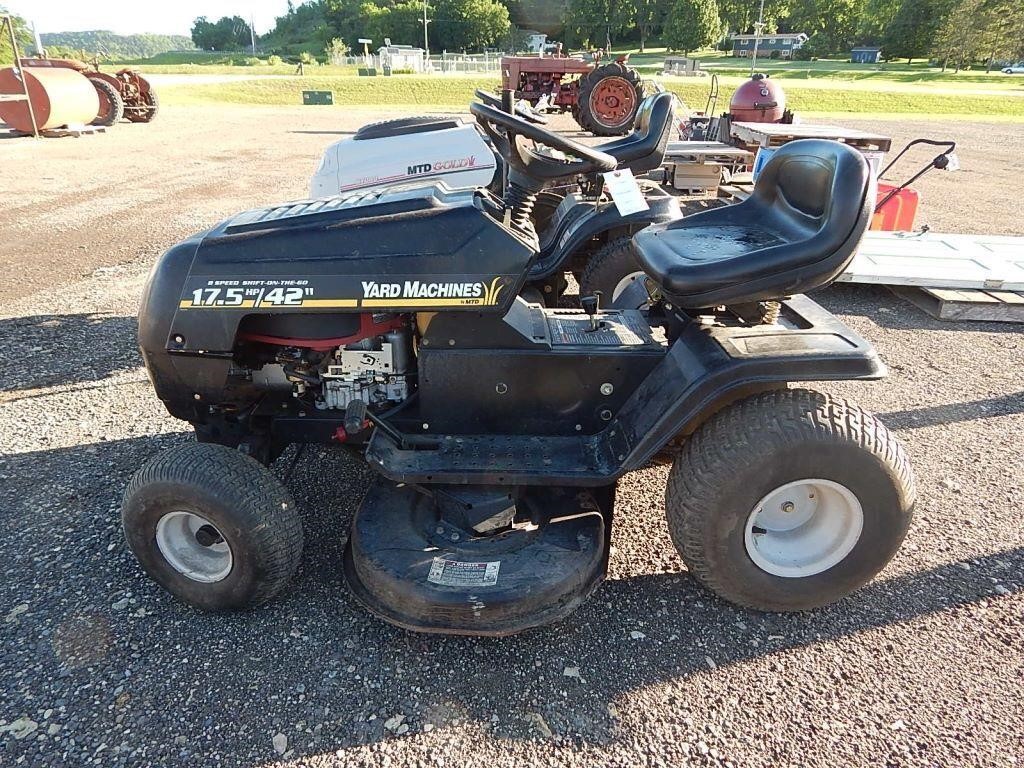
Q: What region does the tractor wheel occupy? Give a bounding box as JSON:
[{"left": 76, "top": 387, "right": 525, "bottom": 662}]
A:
[
  {"left": 126, "top": 88, "right": 159, "bottom": 123},
  {"left": 579, "top": 234, "right": 644, "bottom": 303},
  {"left": 122, "top": 443, "right": 304, "bottom": 611},
  {"left": 88, "top": 77, "right": 124, "bottom": 127},
  {"left": 576, "top": 63, "right": 643, "bottom": 137},
  {"left": 665, "top": 389, "right": 915, "bottom": 612}
]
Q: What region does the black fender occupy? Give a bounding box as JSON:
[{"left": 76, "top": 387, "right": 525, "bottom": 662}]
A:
[
  {"left": 528, "top": 187, "right": 682, "bottom": 281},
  {"left": 366, "top": 295, "right": 887, "bottom": 487},
  {"left": 612, "top": 295, "right": 886, "bottom": 474},
  {"left": 137, "top": 234, "right": 232, "bottom": 420}
]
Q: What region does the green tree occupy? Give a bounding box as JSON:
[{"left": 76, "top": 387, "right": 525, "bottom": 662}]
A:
[
  {"left": 565, "top": 0, "right": 631, "bottom": 48},
  {"left": 932, "top": 0, "right": 1024, "bottom": 70},
  {"left": 433, "top": 0, "right": 511, "bottom": 50},
  {"left": 631, "top": 0, "right": 672, "bottom": 52},
  {"left": 882, "top": 0, "right": 950, "bottom": 61},
  {"left": 665, "top": 0, "right": 721, "bottom": 53},
  {"left": 191, "top": 16, "right": 253, "bottom": 51},
  {"left": 0, "top": 7, "right": 33, "bottom": 64},
  {"left": 856, "top": 0, "right": 901, "bottom": 45},
  {"left": 787, "top": 0, "right": 865, "bottom": 54},
  {"left": 263, "top": 1, "right": 336, "bottom": 57},
  {"left": 718, "top": 0, "right": 789, "bottom": 34}
]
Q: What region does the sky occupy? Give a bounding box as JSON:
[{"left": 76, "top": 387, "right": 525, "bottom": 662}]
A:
[{"left": 6, "top": 0, "right": 295, "bottom": 37}]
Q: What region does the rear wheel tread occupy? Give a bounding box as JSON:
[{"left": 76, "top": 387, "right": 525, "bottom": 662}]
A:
[
  {"left": 579, "top": 233, "right": 638, "bottom": 299},
  {"left": 665, "top": 388, "right": 915, "bottom": 610},
  {"left": 576, "top": 63, "right": 643, "bottom": 137}
]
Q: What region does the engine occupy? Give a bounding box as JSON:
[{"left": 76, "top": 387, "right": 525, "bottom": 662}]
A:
[
  {"left": 318, "top": 331, "right": 412, "bottom": 411},
  {"left": 243, "top": 319, "right": 415, "bottom": 414}
]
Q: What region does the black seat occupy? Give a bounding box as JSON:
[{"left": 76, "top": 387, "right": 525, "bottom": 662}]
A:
[
  {"left": 632, "top": 139, "right": 874, "bottom": 308},
  {"left": 593, "top": 92, "right": 675, "bottom": 175}
]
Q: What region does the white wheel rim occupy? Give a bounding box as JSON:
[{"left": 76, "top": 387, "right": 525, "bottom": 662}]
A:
[
  {"left": 155, "top": 511, "right": 233, "bottom": 583},
  {"left": 744, "top": 479, "right": 863, "bottom": 578},
  {"left": 612, "top": 271, "right": 648, "bottom": 304}
]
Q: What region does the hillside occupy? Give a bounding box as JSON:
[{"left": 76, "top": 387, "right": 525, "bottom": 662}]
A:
[{"left": 39, "top": 30, "right": 195, "bottom": 59}]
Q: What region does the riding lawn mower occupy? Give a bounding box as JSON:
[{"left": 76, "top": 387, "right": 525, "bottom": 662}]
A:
[{"left": 123, "top": 102, "right": 915, "bottom": 635}]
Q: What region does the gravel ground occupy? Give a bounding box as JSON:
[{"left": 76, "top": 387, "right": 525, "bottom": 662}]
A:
[{"left": 0, "top": 105, "right": 1022, "bottom": 768}]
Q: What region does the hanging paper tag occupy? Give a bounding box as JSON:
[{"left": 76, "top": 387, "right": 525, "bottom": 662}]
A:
[
  {"left": 945, "top": 153, "right": 960, "bottom": 172},
  {"left": 603, "top": 168, "right": 649, "bottom": 216}
]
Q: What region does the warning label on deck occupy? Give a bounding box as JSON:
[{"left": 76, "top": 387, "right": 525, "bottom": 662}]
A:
[{"left": 427, "top": 558, "right": 500, "bottom": 587}]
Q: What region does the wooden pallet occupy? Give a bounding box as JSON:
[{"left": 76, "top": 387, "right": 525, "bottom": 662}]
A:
[
  {"left": 730, "top": 121, "right": 893, "bottom": 151},
  {"left": 37, "top": 124, "right": 107, "bottom": 138},
  {"left": 892, "top": 286, "right": 1024, "bottom": 323}
]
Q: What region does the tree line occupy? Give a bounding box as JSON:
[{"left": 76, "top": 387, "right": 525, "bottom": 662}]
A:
[
  {"left": 565, "top": 0, "right": 1023, "bottom": 63},
  {"left": 187, "top": 0, "right": 1022, "bottom": 65},
  {"left": 41, "top": 31, "right": 195, "bottom": 60}
]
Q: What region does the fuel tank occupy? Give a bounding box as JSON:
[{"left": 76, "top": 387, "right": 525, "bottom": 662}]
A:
[
  {"left": 139, "top": 184, "right": 535, "bottom": 359},
  {"left": 0, "top": 65, "right": 99, "bottom": 132}
]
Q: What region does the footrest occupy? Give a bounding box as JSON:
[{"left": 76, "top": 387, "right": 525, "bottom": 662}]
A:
[{"left": 366, "top": 431, "right": 622, "bottom": 485}]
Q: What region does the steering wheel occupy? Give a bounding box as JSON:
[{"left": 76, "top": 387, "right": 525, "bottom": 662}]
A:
[
  {"left": 473, "top": 89, "right": 549, "bottom": 125},
  {"left": 470, "top": 102, "right": 616, "bottom": 187}
]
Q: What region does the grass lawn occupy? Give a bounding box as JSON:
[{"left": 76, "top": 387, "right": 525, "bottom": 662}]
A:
[
  {"left": 158, "top": 72, "right": 1024, "bottom": 119},
  {"left": 621, "top": 48, "right": 1024, "bottom": 85}
]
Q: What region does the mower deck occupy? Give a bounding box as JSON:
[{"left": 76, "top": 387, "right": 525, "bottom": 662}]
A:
[{"left": 344, "top": 479, "right": 613, "bottom": 635}]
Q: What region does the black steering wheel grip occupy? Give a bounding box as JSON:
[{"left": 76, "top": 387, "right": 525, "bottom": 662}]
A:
[{"left": 470, "top": 101, "right": 617, "bottom": 182}]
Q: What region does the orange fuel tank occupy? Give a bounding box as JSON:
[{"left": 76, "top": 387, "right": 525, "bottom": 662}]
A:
[{"left": 0, "top": 65, "right": 100, "bottom": 133}]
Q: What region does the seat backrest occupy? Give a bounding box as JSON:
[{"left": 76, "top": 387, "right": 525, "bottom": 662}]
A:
[
  {"left": 629, "top": 139, "right": 875, "bottom": 308},
  {"left": 595, "top": 91, "right": 675, "bottom": 174},
  {"left": 751, "top": 139, "right": 873, "bottom": 245}
]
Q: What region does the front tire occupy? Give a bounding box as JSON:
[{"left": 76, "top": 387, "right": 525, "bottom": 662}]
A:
[
  {"left": 122, "top": 443, "right": 303, "bottom": 611},
  {"left": 126, "top": 88, "right": 159, "bottom": 123},
  {"left": 665, "top": 389, "right": 914, "bottom": 611}
]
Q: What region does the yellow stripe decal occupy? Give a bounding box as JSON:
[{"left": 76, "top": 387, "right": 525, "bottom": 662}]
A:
[{"left": 300, "top": 299, "right": 359, "bottom": 308}]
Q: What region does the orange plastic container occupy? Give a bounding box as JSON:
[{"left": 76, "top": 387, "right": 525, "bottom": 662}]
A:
[{"left": 870, "top": 182, "right": 919, "bottom": 231}]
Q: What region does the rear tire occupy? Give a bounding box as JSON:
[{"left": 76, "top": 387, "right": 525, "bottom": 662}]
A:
[
  {"left": 665, "top": 389, "right": 914, "bottom": 611},
  {"left": 579, "top": 234, "right": 642, "bottom": 300},
  {"left": 122, "top": 443, "right": 303, "bottom": 611},
  {"left": 88, "top": 78, "right": 123, "bottom": 127},
  {"left": 576, "top": 63, "right": 643, "bottom": 136}
]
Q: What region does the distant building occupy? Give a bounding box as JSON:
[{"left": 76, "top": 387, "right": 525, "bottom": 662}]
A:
[
  {"left": 378, "top": 44, "right": 426, "bottom": 72},
  {"left": 851, "top": 47, "right": 882, "bottom": 64},
  {"left": 525, "top": 33, "right": 547, "bottom": 54},
  {"left": 731, "top": 33, "right": 808, "bottom": 59}
]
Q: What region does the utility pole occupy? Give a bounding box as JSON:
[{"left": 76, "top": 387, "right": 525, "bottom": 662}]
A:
[
  {"left": 422, "top": 0, "right": 431, "bottom": 61},
  {"left": 250, "top": 14, "right": 256, "bottom": 56},
  {"left": 750, "top": 0, "right": 765, "bottom": 76}
]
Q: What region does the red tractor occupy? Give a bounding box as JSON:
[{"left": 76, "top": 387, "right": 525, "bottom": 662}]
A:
[
  {"left": 501, "top": 51, "right": 644, "bottom": 136},
  {"left": 20, "top": 56, "right": 158, "bottom": 127}
]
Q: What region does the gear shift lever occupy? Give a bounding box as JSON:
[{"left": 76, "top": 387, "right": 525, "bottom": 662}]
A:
[{"left": 581, "top": 292, "right": 601, "bottom": 332}]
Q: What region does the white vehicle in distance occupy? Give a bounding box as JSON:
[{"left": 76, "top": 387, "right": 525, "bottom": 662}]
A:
[{"left": 1002, "top": 64, "right": 1024, "bottom": 74}]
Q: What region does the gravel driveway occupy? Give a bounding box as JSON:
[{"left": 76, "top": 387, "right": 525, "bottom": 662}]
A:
[{"left": 1, "top": 105, "right": 1022, "bottom": 768}]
